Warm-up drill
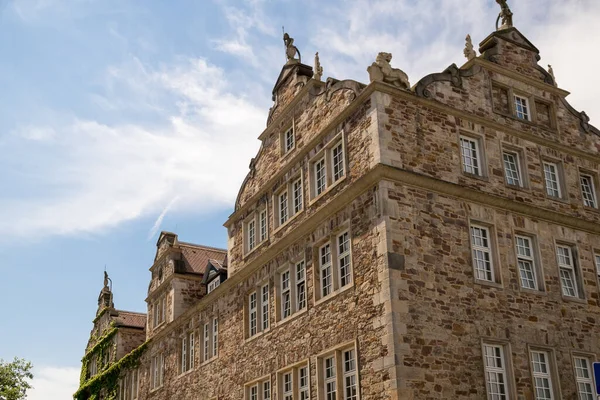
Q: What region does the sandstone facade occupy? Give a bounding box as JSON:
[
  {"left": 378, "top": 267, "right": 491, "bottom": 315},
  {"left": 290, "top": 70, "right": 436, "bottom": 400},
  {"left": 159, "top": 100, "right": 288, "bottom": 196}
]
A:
[{"left": 76, "top": 15, "right": 600, "bottom": 400}]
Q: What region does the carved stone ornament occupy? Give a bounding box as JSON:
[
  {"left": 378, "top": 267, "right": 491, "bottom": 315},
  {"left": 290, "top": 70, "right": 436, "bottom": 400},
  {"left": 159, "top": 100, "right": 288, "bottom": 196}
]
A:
[
  {"left": 464, "top": 34, "right": 477, "bottom": 61},
  {"left": 283, "top": 32, "right": 301, "bottom": 63},
  {"left": 496, "top": 0, "right": 513, "bottom": 30},
  {"left": 548, "top": 64, "right": 557, "bottom": 86},
  {"left": 314, "top": 52, "right": 323, "bottom": 81},
  {"left": 367, "top": 52, "right": 410, "bottom": 90}
]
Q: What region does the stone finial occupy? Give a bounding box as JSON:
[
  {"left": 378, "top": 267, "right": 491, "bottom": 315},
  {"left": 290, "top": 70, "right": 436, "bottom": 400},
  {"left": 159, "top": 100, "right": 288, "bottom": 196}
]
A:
[
  {"left": 548, "top": 64, "right": 557, "bottom": 86},
  {"left": 103, "top": 270, "right": 109, "bottom": 289},
  {"left": 314, "top": 52, "right": 323, "bottom": 81},
  {"left": 367, "top": 52, "right": 410, "bottom": 90},
  {"left": 283, "top": 32, "right": 301, "bottom": 63},
  {"left": 495, "top": 0, "right": 513, "bottom": 30},
  {"left": 464, "top": 34, "right": 476, "bottom": 61}
]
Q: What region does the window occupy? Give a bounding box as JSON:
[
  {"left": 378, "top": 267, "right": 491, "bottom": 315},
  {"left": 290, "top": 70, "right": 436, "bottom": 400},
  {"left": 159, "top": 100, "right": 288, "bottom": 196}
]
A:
[
  {"left": 318, "top": 345, "right": 359, "bottom": 400},
  {"left": 470, "top": 225, "right": 495, "bottom": 282},
  {"left": 277, "top": 363, "right": 310, "bottom": 400},
  {"left": 317, "top": 231, "right": 353, "bottom": 300},
  {"left": 212, "top": 318, "right": 218, "bottom": 358},
  {"left": 310, "top": 136, "right": 346, "bottom": 200},
  {"left": 152, "top": 295, "right": 166, "bottom": 328},
  {"left": 130, "top": 369, "right": 139, "bottom": 400},
  {"left": 580, "top": 174, "right": 597, "bottom": 208},
  {"left": 483, "top": 344, "right": 509, "bottom": 400},
  {"left": 282, "top": 126, "right": 295, "bottom": 154},
  {"left": 246, "top": 378, "right": 271, "bottom": 400},
  {"left": 248, "top": 284, "right": 269, "bottom": 338},
  {"left": 573, "top": 356, "right": 595, "bottom": 400},
  {"left": 460, "top": 136, "right": 482, "bottom": 176},
  {"left": 260, "top": 210, "right": 268, "bottom": 242},
  {"left": 543, "top": 162, "right": 561, "bottom": 198},
  {"left": 530, "top": 351, "right": 554, "bottom": 400},
  {"left": 275, "top": 177, "right": 304, "bottom": 229},
  {"left": 515, "top": 235, "right": 542, "bottom": 291},
  {"left": 89, "top": 356, "right": 97, "bottom": 377},
  {"left": 514, "top": 95, "right": 530, "bottom": 121},
  {"left": 595, "top": 253, "right": 600, "bottom": 288},
  {"left": 245, "top": 206, "right": 268, "bottom": 254},
  {"left": 503, "top": 151, "right": 523, "bottom": 187},
  {"left": 180, "top": 330, "right": 194, "bottom": 373},
  {"left": 315, "top": 158, "right": 326, "bottom": 196},
  {"left": 277, "top": 261, "right": 307, "bottom": 321},
  {"left": 556, "top": 245, "right": 581, "bottom": 298},
  {"left": 201, "top": 318, "right": 218, "bottom": 362},
  {"left": 151, "top": 353, "right": 164, "bottom": 390},
  {"left": 207, "top": 278, "right": 220, "bottom": 294}
]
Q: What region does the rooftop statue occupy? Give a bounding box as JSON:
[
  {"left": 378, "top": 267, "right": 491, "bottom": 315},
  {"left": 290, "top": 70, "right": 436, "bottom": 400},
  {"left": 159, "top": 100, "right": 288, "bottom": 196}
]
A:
[
  {"left": 314, "top": 52, "right": 323, "bottom": 81},
  {"left": 104, "top": 271, "right": 109, "bottom": 289},
  {"left": 283, "top": 32, "right": 301, "bottom": 63},
  {"left": 367, "top": 52, "right": 410, "bottom": 90},
  {"left": 496, "top": 0, "right": 513, "bottom": 30},
  {"left": 464, "top": 34, "right": 476, "bottom": 61}
]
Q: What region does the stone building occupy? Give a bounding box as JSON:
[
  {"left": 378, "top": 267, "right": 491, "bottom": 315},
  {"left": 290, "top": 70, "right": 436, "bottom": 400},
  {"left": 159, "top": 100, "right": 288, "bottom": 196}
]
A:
[{"left": 76, "top": 4, "right": 600, "bottom": 400}]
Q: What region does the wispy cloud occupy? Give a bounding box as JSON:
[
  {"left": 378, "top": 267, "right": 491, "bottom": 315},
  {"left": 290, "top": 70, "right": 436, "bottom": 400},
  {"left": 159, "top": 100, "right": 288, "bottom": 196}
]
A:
[
  {"left": 0, "top": 57, "right": 266, "bottom": 241},
  {"left": 148, "top": 196, "right": 180, "bottom": 240},
  {"left": 27, "top": 365, "right": 79, "bottom": 400}
]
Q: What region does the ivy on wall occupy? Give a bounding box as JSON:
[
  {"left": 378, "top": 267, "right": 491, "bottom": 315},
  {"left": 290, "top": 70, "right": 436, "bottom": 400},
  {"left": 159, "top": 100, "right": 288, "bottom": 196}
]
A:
[{"left": 74, "top": 340, "right": 149, "bottom": 400}]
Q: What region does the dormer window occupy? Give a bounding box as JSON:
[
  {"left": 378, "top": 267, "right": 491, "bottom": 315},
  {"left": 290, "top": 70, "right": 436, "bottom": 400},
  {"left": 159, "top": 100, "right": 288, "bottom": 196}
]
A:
[{"left": 207, "top": 278, "right": 221, "bottom": 294}]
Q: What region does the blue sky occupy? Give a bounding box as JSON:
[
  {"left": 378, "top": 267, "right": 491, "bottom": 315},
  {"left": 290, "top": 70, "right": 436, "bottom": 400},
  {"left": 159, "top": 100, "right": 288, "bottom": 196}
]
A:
[{"left": 1, "top": 0, "right": 599, "bottom": 398}]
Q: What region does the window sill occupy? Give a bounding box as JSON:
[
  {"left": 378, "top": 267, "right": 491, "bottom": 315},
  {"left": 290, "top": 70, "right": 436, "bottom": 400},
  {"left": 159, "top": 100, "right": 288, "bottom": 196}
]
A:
[
  {"left": 461, "top": 172, "right": 488, "bottom": 182},
  {"left": 308, "top": 175, "right": 347, "bottom": 206},
  {"left": 544, "top": 194, "right": 570, "bottom": 205},
  {"left": 314, "top": 282, "right": 354, "bottom": 307},
  {"left": 273, "top": 307, "right": 308, "bottom": 329},
  {"left": 518, "top": 287, "right": 547, "bottom": 296},
  {"left": 149, "top": 385, "right": 163, "bottom": 393},
  {"left": 504, "top": 182, "right": 530, "bottom": 192},
  {"left": 561, "top": 295, "right": 587, "bottom": 304},
  {"left": 243, "top": 239, "right": 269, "bottom": 260},
  {"left": 582, "top": 205, "right": 600, "bottom": 214},
  {"left": 177, "top": 369, "right": 195, "bottom": 379},
  {"left": 199, "top": 356, "right": 218, "bottom": 367},
  {"left": 273, "top": 209, "right": 304, "bottom": 235},
  {"left": 473, "top": 279, "right": 503, "bottom": 290},
  {"left": 244, "top": 327, "right": 271, "bottom": 344}
]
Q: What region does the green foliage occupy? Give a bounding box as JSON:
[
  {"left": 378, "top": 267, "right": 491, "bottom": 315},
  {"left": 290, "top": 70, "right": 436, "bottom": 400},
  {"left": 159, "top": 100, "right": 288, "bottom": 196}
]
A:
[
  {"left": 80, "top": 327, "right": 118, "bottom": 386},
  {"left": 74, "top": 341, "right": 149, "bottom": 400},
  {"left": 0, "top": 357, "right": 34, "bottom": 400}
]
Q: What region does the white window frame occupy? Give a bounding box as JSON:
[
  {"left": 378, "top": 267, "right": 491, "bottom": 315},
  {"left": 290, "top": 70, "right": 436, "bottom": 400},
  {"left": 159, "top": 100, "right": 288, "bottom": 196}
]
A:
[
  {"left": 282, "top": 126, "right": 295, "bottom": 154},
  {"left": 515, "top": 235, "right": 540, "bottom": 291},
  {"left": 277, "top": 362, "right": 311, "bottom": 400},
  {"left": 556, "top": 245, "right": 581, "bottom": 298},
  {"left": 212, "top": 318, "right": 218, "bottom": 358},
  {"left": 275, "top": 176, "right": 304, "bottom": 230},
  {"left": 203, "top": 323, "right": 210, "bottom": 362},
  {"left": 573, "top": 356, "right": 595, "bottom": 400},
  {"left": 595, "top": 253, "right": 600, "bottom": 290},
  {"left": 131, "top": 369, "right": 139, "bottom": 400},
  {"left": 247, "top": 283, "right": 270, "bottom": 338},
  {"left": 207, "top": 278, "right": 220, "bottom": 294},
  {"left": 470, "top": 225, "right": 495, "bottom": 283},
  {"left": 514, "top": 94, "right": 531, "bottom": 121},
  {"left": 580, "top": 173, "right": 598, "bottom": 208},
  {"left": 317, "top": 343, "right": 360, "bottom": 400},
  {"left": 200, "top": 318, "right": 218, "bottom": 363},
  {"left": 482, "top": 343, "right": 510, "bottom": 400},
  {"left": 277, "top": 260, "right": 307, "bottom": 322},
  {"left": 543, "top": 162, "right": 562, "bottom": 198},
  {"left": 244, "top": 205, "right": 269, "bottom": 255},
  {"left": 530, "top": 350, "right": 555, "bottom": 400},
  {"left": 502, "top": 150, "right": 523, "bottom": 187},
  {"left": 460, "top": 135, "right": 482, "bottom": 176},
  {"left": 151, "top": 353, "right": 164, "bottom": 390},
  {"left": 180, "top": 330, "right": 194, "bottom": 374},
  {"left": 152, "top": 294, "right": 166, "bottom": 329},
  {"left": 245, "top": 377, "right": 271, "bottom": 400},
  {"left": 316, "top": 231, "right": 353, "bottom": 301},
  {"left": 309, "top": 133, "right": 346, "bottom": 201}
]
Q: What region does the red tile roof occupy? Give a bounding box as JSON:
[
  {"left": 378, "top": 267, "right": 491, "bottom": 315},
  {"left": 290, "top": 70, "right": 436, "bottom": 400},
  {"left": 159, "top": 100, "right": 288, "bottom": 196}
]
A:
[
  {"left": 114, "top": 311, "right": 147, "bottom": 329},
  {"left": 179, "top": 242, "right": 227, "bottom": 275}
]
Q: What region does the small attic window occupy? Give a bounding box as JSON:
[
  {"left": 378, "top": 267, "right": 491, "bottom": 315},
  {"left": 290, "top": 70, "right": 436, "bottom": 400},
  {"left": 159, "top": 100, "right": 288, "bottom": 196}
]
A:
[
  {"left": 281, "top": 126, "right": 295, "bottom": 155},
  {"left": 207, "top": 277, "right": 221, "bottom": 294},
  {"left": 158, "top": 267, "right": 164, "bottom": 282}
]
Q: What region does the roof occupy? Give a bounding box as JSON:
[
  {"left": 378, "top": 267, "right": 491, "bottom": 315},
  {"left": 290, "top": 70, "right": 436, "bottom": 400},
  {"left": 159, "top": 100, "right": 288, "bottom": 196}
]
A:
[
  {"left": 178, "top": 242, "right": 227, "bottom": 275},
  {"left": 114, "top": 310, "right": 147, "bottom": 329}
]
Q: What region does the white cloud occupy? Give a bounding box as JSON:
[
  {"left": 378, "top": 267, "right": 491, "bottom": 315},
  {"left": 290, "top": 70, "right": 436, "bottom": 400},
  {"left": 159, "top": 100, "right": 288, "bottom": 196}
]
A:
[
  {"left": 0, "top": 57, "right": 267, "bottom": 240},
  {"left": 27, "top": 365, "right": 80, "bottom": 400}
]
